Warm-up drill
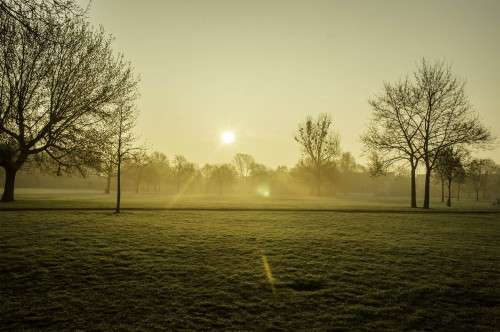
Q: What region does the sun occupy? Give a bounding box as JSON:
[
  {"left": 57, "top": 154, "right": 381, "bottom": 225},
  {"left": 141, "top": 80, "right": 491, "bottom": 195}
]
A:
[{"left": 221, "top": 131, "right": 235, "bottom": 144}]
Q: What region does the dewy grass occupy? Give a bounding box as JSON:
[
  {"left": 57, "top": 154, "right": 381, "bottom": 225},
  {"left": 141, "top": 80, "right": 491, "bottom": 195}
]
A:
[
  {"left": 1, "top": 210, "right": 499, "bottom": 330},
  {"left": 1, "top": 189, "right": 498, "bottom": 211}
]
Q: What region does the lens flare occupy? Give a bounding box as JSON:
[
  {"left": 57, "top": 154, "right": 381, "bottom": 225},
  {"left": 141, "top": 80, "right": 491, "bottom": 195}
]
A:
[
  {"left": 262, "top": 254, "right": 276, "bottom": 294},
  {"left": 257, "top": 184, "right": 270, "bottom": 197}
]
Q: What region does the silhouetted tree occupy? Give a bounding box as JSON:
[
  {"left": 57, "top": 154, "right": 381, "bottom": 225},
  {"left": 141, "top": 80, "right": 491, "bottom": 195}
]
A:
[
  {"left": 146, "top": 151, "right": 170, "bottom": 192},
  {"left": 468, "top": 158, "right": 496, "bottom": 201},
  {"left": 294, "top": 114, "right": 340, "bottom": 195},
  {"left": 367, "top": 152, "right": 387, "bottom": 177},
  {"left": 0, "top": 8, "right": 138, "bottom": 201},
  {"left": 362, "top": 78, "right": 422, "bottom": 208},
  {"left": 233, "top": 153, "right": 254, "bottom": 183},
  {"left": 210, "top": 164, "right": 237, "bottom": 195},
  {"left": 172, "top": 155, "right": 195, "bottom": 193},
  {"left": 113, "top": 104, "right": 138, "bottom": 213},
  {"left": 455, "top": 165, "right": 466, "bottom": 201},
  {"left": 414, "top": 59, "right": 491, "bottom": 209},
  {"left": 434, "top": 147, "right": 468, "bottom": 207}
]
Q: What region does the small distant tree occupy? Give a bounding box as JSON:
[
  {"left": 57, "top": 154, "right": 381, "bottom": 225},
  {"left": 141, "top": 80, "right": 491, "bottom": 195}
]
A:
[
  {"left": 367, "top": 152, "right": 387, "bottom": 177},
  {"left": 210, "top": 164, "right": 237, "bottom": 195},
  {"left": 129, "top": 151, "right": 150, "bottom": 194},
  {"left": 233, "top": 153, "right": 254, "bottom": 183},
  {"left": 201, "top": 164, "right": 215, "bottom": 193},
  {"left": 172, "top": 155, "right": 195, "bottom": 193},
  {"left": 294, "top": 114, "right": 340, "bottom": 195},
  {"left": 339, "top": 152, "right": 358, "bottom": 174},
  {"left": 99, "top": 129, "right": 119, "bottom": 194},
  {"left": 290, "top": 159, "right": 315, "bottom": 194},
  {"left": 434, "top": 147, "right": 468, "bottom": 207},
  {"left": 455, "top": 163, "right": 467, "bottom": 201},
  {"left": 468, "top": 158, "right": 496, "bottom": 201},
  {"left": 147, "top": 152, "right": 170, "bottom": 192}
]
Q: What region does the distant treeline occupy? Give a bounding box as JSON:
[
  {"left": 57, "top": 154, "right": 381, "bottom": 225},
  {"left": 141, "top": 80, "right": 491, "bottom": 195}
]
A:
[{"left": 4, "top": 151, "right": 499, "bottom": 202}]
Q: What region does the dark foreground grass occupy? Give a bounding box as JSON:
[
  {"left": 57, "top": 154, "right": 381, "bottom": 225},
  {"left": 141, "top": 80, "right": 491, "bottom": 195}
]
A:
[{"left": 1, "top": 211, "right": 499, "bottom": 331}]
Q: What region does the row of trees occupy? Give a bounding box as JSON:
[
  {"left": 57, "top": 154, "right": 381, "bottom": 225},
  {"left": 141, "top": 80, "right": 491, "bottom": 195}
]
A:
[
  {"left": 103, "top": 151, "right": 371, "bottom": 197},
  {"left": 59, "top": 146, "right": 494, "bottom": 204},
  {"left": 360, "top": 60, "right": 493, "bottom": 209},
  {"left": 435, "top": 154, "right": 499, "bottom": 206},
  {"left": 9, "top": 144, "right": 499, "bottom": 202}
]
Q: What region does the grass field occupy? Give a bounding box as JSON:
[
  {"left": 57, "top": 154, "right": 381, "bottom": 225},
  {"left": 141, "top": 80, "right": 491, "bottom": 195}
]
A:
[
  {"left": 1, "top": 188, "right": 498, "bottom": 211},
  {"left": 1, "top": 208, "right": 499, "bottom": 331}
]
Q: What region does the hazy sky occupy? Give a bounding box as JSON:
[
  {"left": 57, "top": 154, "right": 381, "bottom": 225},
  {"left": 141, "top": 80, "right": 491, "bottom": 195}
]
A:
[{"left": 82, "top": 0, "right": 500, "bottom": 167}]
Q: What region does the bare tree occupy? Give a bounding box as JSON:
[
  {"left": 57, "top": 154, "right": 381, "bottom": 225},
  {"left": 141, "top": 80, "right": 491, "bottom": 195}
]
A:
[
  {"left": 0, "top": 9, "right": 138, "bottom": 201},
  {"left": 414, "top": 59, "right": 492, "bottom": 209},
  {"left": 294, "top": 114, "right": 340, "bottom": 195},
  {"left": 434, "top": 147, "right": 468, "bottom": 207},
  {"left": 366, "top": 152, "right": 387, "bottom": 177},
  {"left": 0, "top": 0, "right": 86, "bottom": 37},
  {"left": 468, "top": 158, "right": 496, "bottom": 201},
  {"left": 362, "top": 79, "right": 422, "bottom": 208},
  {"left": 339, "top": 152, "right": 357, "bottom": 174},
  {"left": 210, "top": 164, "right": 237, "bottom": 195},
  {"left": 113, "top": 103, "right": 138, "bottom": 213},
  {"left": 233, "top": 153, "right": 254, "bottom": 182},
  {"left": 147, "top": 151, "right": 169, "bottom": 192},
  {"left": 129, "top": 151, "right": 150, "bottom": 194},
  {"left": 97, "top": 125, "right": 120, "bottom": 195},
  {"left": 455, "top": 164, "right": 466, "bottom": 201},
  {"left": 172, "top": 155, "right": 195, "bottom": 194}
]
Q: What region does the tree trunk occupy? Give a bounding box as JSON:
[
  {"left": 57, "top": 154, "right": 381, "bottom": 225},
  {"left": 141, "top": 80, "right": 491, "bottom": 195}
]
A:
[
  {"left": 115, "top": 157, "right": 121, "bottom": 213},
  {"left": 446, "top": 178, "right": 452, "bottom": 207},
  {"left": 423, "top": 167, "right": 431, "bottom": 209},
  {"left": 116, "top": 108, "right": 122, "bottom": 214},
  {"left": 410, "top": 165, "right": 417, "bottom": 208},
  {"left": 476, "top": 190, "right": 479, "bottom": 201},
  {"left": 457, "top": 183, "right": 461, "bottom": 201},
  {"left": 1, "top": 166, "right": 17, "bottom": 202}
]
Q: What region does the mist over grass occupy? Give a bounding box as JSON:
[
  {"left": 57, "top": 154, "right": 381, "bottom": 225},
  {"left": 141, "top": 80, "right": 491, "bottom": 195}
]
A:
[
  {"left": 0, "top": 188, "right": 498, "bottom": 211},
  {"left": 1, "top": 211, "right": 499, "bottom": 330}
]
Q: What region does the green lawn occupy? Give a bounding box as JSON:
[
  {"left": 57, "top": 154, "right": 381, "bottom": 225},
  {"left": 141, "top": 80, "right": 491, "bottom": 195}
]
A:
[{"left": 1, "top": 210, "right": 499, "bottom": 331}]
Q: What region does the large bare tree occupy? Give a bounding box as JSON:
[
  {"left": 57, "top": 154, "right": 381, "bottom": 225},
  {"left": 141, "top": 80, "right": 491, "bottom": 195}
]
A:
[
  {"left": 294, "top": 113, "right": 340, "bottom": 195},
  {"left": 362, "top": 79, "right": 422, "bottom": 208},
  {"left": 414, "top": 60, "right": 491, "bottom": 209},
  {"left": 0, "top": 8, "right": 138, "bottom": 201}
]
